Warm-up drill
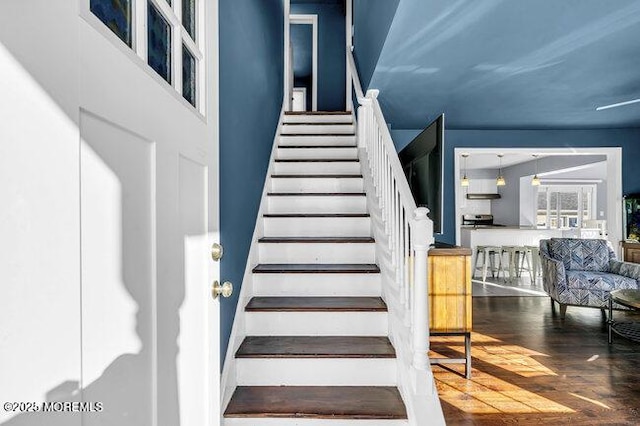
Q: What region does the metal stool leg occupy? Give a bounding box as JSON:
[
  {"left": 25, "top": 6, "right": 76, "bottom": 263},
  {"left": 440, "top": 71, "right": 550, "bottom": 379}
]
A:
[{"left": 465, "top": 332, "right": 472, "bottom": 379}]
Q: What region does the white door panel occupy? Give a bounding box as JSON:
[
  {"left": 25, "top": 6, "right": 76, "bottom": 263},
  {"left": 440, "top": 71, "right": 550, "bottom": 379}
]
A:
[{"left": 80, "top": 112, "right": 155, "bottom": 425}]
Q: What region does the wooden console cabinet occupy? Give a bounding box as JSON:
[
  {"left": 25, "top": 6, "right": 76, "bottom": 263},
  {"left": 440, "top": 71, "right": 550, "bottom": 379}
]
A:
[
  {"left": 622, "top": 242, "right": 640, "bottom": 264},
  {"left": 428, "top": 246, "right": 472, "bottom": 332},
  {"left": 427, "top": 245, "right": 472, "bottom": 378}
]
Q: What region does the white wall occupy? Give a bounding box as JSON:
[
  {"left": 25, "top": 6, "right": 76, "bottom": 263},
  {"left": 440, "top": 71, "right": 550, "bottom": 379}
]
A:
[
  {"left": 458, "top": 169, "right": 496, "bottom": 218},
  {"left": 0, "top": 1, "right": 218, "bottom": 424}
]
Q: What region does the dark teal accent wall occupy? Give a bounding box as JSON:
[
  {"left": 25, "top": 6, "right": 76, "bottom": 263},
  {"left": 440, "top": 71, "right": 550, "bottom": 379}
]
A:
[
  {"left": 291, "top": 2, "right": 346, "bottom": 110},
  {"left": 391, "top": 128, "right": 640, "bottom": 244},
  {"left": 352, "top": 0, "right": 400, "bottom": 89},
  {"left": 219, "top": 0, "right": 283, "bottom": 367}
]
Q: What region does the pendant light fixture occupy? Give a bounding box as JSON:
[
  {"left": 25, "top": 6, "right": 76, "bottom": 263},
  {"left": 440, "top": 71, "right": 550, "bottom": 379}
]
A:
[
  {"left": 496, "top": 154, "right": 506, "bottom": 186},
  {"left": 531, "top": 154, "right": 541, "bottom": 186},
  {"left": 461, "top": 153, "right": 469, "bottom": 187}
]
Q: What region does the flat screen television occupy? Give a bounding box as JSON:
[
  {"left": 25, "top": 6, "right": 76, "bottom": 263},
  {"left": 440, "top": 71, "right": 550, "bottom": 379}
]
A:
[{"left": 398, "top": 114, "right": 444, "bottom": 234}]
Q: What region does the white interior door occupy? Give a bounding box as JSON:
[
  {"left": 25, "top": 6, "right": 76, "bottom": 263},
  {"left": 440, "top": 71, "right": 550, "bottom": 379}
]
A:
[
  {"left": 0, "top": 0, "right": 221, "bottom": 425},
  {"left": 292, "top": 88, "right": 307, "bottom": 111}
]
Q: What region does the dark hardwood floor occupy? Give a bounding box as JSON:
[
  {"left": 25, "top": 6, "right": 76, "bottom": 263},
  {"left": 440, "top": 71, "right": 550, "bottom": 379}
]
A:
[{"left": 432, "top": 296, "right": 640, "bottom": 425}]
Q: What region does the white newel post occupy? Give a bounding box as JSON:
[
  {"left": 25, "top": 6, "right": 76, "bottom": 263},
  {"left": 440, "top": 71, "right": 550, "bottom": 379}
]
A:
[
  {"left": 356, "top": 97, "right": 370, "bottom": 149},
  {"left": 412, "top": 207, "right": 431, "bottom": 371}
]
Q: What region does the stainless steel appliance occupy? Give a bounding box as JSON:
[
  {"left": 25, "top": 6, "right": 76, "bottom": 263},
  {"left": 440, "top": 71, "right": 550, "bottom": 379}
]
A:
[{"left": 462, "top": 214, "right": 506, "bottom": 228}]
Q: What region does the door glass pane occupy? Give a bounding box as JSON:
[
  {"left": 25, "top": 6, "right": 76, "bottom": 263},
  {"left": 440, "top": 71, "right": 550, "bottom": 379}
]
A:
[
  {"left": 536, "top": 190, "right": 547, "bottom": 228},
  {"left": 182, "top": 0, "right": 196, "bottom": 40},
  {"left": 559, "top": 192, "right": 579, "bottom": 228},
  {"left": 583, "top": 191, "right": 592, "bottom": 220},
  {"left": 148, "top": 4, "right": 172, "bottom": 83},
  {"left": 90, "top": 0, "right": 132, "bottom": 46},
  {"left": 182, "top": 45, "right": 196, "bottom": 107}
]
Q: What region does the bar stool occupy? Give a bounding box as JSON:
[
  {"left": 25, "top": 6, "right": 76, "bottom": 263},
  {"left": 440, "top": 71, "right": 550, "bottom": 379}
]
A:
[
  {"left": 473, "top": 245, "right": 501, "bottom": 282},
  {"left": 498, "top": 246, "right": 530, "bottom": 282},
  {"left": 524, "top": 245, "right": 542, "bottom": 282}
]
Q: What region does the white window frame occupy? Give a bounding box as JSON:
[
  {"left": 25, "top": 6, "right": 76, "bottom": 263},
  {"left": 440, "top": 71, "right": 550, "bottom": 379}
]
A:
[
  {"left": 535, "top": 184, "right": 597, "bottom": 229},
  {"left": 80, "top": 0, "right": 206, "bottom": 115}
]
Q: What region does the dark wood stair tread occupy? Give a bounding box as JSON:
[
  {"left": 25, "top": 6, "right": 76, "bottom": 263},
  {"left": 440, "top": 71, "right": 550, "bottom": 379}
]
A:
[
  {"left": 278, "top": 145, "right": 356, "bottom": 148},
  {"left": 281, "top": 134, "right": 355, "bottom": 137},
  {"left": 236, "top": 336, "right": 396, "bottom": 358},
  {"left": 267, "top": 192, "right": 366, "bottom": 196},
  {"left": 245, "top": 296, "right": 387, "bottom": 312},
  {"left": 252, "top": 263, "right": 380, "bottom": 273},
  {"left": 258, "top": 237, "right": 374, "bottom": 243},
  {"left": 274, "top": 159, "right": 358, "bottom": 162},
  {"left": 271, "top": 174, "right": 363, "bottom": 178},
  {"left": 285, "top": 111, "right": 351, "bottom": 115},
  {"left": 263, "top": 213, "right": 369, "bottom": 217},
  {"left": 224, "top": 386, "right": 407, "bottom": 419},
  {"left": 283, "top": 122, "right": 354, "bottom": 126}
]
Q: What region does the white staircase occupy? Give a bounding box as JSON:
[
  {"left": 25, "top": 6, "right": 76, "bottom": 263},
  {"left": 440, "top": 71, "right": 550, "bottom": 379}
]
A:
[{"left": 222, "top": 112, "right": 409, "bottom": 425}]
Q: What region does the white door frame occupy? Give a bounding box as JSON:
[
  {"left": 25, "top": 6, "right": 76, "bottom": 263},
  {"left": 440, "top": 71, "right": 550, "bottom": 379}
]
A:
[
  {"left": 453, "top": 147, "right": 623, "bottom": 252},
  {"left": 290, "top": 14, "right": 318, "bottom": 111}
]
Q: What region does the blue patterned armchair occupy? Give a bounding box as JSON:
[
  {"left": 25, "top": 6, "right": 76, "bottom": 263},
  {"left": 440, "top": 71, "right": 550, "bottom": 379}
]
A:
[{"left": 540, "top": 238, "right": 640, "bottom": 318}]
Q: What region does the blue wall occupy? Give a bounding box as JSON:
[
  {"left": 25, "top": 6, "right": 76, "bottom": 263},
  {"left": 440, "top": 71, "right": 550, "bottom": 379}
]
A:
[
  {"left": 291, "top": 2, "right": 346, "bottom": 110},
  {"left": 353, "top": 0, "right": 400, "bottom": 89},
  {"left": 391, "top": 128, "right": 640, "bottom": 244},
  {"left": 219, "top": 0, "right": 283, "bottom": 366}
]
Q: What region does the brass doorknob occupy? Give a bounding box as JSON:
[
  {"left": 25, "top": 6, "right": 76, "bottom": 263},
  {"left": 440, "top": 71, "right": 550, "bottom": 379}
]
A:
[
  {"left": 211, "top": 243, "right": 224, "bottom": 261},
  {"left": 212, "top": 281, "right": 233, "bottom": 299}
]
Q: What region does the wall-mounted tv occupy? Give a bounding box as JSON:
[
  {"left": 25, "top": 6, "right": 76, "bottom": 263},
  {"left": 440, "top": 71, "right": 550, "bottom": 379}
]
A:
[{"left": 398, "top": 114, "right": 444, "bottom": 234}]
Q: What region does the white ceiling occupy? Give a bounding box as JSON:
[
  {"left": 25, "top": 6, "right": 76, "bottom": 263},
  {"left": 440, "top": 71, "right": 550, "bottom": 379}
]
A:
[{"left": 461, "top": 152, "right": 549, "bottom": 170}]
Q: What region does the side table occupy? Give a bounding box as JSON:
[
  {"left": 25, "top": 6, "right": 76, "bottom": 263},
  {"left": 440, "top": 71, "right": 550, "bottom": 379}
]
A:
[{"left": 608, "top": 289, "right": 640, "bottom": 344}]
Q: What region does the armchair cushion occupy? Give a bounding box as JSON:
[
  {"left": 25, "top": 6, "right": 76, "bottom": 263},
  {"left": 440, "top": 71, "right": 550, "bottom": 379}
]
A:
[
  {"left": 610, "top": 259, "right": 640, "bottom": 280},
  {"left": 566, "top": 270, "right": 637, "bottom": 291},
  {"left": 548, "top": 238, "right": 612, "bottom": 272}
]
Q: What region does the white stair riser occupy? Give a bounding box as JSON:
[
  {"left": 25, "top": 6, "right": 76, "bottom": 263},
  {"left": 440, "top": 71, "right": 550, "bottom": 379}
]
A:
[
  {"left": 253, "top": 273, "right": 381, "bottom": 297},
  {"left": 268, "top": 196, "right": 366, "bottom": 214},
  {"left": 245, "top": 312, "right": 388, "bottom": 336},
  {"left": 274, "top": 161, "right": 361, "bottom": 175},
  {"left": 283, "top": 114, "right": 353, "bottom": 124},
  {"left": 225, "top": 419, "right": 408, "bottom": 426},
  {"left": 259, "top": 242, "right": 375, "bottom": 264},
  {"left": 263, "top": 216, "right": 371, "bottom": 237},
  {"left": 277, "top": 147, "right": 358, "bottom": 160},
  {"left": 271, "top": 177, "right": 364, "bottom": 193},
  {"left": 280, "top": 135, "right": 356, "bottom": 146},
  {"left": 281, "top": 124, "right": 355, "bottom": 134},
  {"left": 236, "top": 358, "right": 396, "bottom": 386}
]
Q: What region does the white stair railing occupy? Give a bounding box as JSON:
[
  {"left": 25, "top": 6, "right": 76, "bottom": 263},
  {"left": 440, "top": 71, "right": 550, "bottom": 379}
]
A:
[{"left": 347, "top": 48, "right": 435, "bottom": 372}]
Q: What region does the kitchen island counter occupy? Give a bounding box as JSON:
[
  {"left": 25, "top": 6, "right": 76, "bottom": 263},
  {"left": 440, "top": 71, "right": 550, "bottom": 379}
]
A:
[{"left": 460, "top": 227, "right": 565, "bottom": 267}]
